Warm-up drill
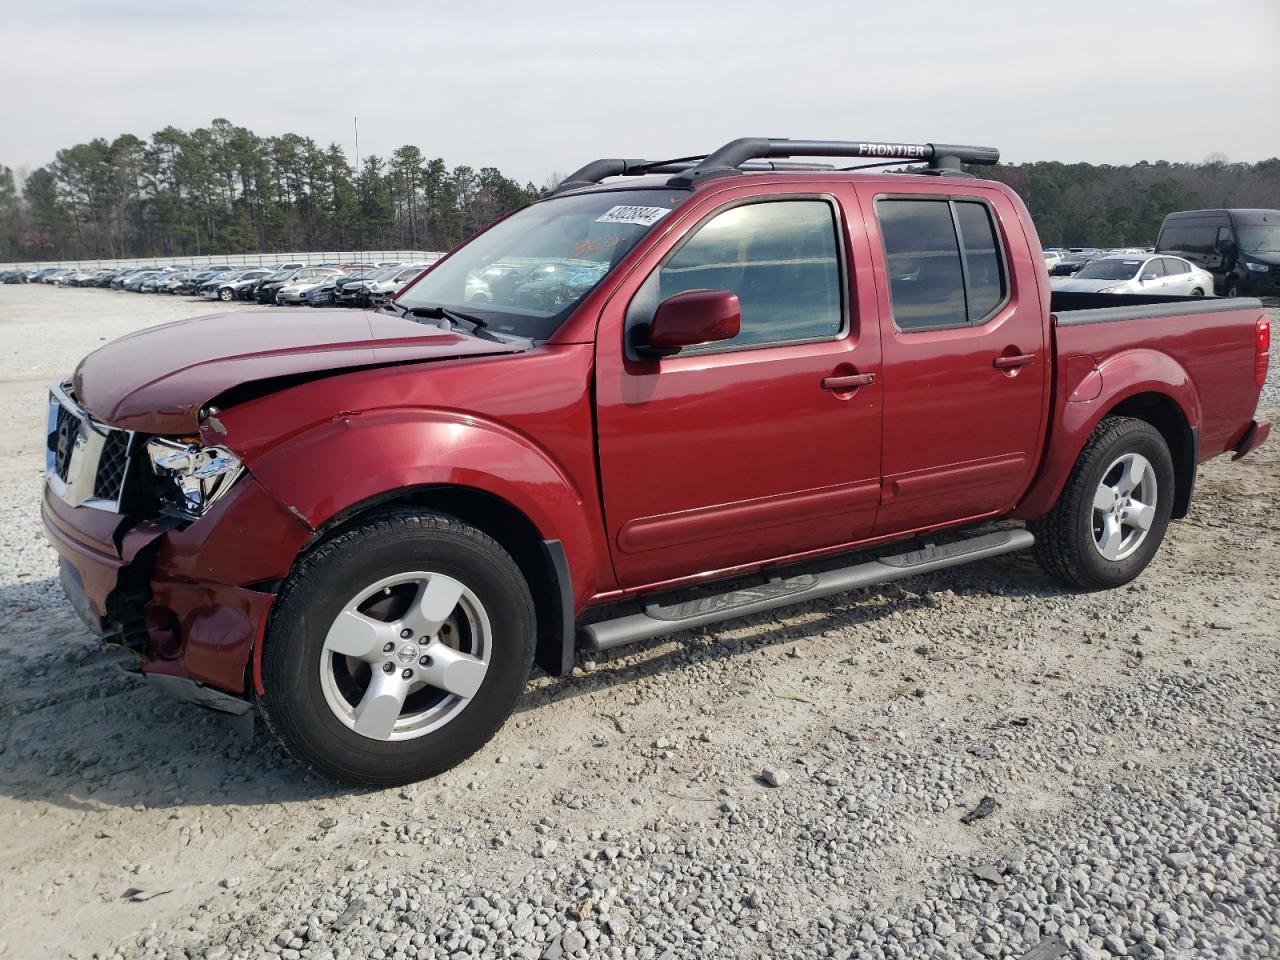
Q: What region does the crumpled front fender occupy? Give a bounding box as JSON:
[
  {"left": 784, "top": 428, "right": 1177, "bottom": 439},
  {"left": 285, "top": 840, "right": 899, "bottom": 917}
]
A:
[{"left": 243, "top": 407, "right": 607, "bottom": 605}]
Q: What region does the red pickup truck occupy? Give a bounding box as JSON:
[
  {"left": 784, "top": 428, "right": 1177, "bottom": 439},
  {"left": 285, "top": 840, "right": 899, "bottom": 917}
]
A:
[{"left": 42, "top": 138, "right": 1271, "bottom": 785}]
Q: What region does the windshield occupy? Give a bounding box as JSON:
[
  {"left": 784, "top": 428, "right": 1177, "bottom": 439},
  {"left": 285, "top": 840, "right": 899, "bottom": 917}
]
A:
[
  {"left": 396, "top": 189, "right": 685, "bottom": 341},
  {"left": 1237, "top": 224, "right": 1280, "bottom": 255},
  {"left": 1074, "top": 259, "right": 1143, "bottom": 281}
]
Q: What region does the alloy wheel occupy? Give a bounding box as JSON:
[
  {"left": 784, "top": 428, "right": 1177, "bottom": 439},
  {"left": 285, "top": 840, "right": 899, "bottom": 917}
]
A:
[
  {"left": 318, "top": 571, "right": 491, "bottom": 741},
  {"left": 1091, "top": 452, "right": 1157, "bottom": 561}
]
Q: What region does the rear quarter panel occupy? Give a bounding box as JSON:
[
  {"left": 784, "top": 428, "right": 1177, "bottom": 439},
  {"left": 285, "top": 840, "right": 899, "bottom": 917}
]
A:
[{"left": 1015, "top": 303, "right": 1264, "bottom": 519}]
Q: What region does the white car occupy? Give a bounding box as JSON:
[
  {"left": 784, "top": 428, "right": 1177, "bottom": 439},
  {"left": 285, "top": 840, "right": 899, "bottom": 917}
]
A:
[
  {"left": 1042, "top": 251, "right": 1064, "bottom": 272},
  {"left": 1050, "top": 255, "right": 1213, "bottom": 296}
]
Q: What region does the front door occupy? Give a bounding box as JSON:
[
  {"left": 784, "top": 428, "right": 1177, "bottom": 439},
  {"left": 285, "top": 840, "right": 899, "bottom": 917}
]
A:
[
  {"left": 857, "top": 186, "right": 1048, "bottom": 535},
  {"left": 594, "top": 190, "right": 883, "bottom": 589}
]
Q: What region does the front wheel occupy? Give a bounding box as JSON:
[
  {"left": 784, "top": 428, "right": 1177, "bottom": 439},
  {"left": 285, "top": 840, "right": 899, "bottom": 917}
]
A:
[
  {"left": 259, "top": 510, "right": 536, "bottom": 786},
  {"left": 218, "top": 287, "right": 233, "bottom": 301},
  {"left": 1225, "top": 281, "right": 1241, "bottom": 298},
  {"left": 1031, "top": 417, "right": 1174, "bottom": 590}
]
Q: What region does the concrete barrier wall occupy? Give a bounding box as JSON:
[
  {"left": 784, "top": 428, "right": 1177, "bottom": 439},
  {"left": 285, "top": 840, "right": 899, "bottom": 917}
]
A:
[{"left": 2, "top": 251, "right": 445, "bottom": 271}]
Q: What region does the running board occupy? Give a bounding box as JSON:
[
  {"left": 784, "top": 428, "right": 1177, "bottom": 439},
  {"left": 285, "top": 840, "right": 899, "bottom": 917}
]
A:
[{"left": 579, "top": 528, "right": 1034, "bottom": 652}]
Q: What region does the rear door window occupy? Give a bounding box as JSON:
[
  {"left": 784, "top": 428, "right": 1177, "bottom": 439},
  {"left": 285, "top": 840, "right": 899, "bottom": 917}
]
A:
[
  {"left": 954, "top": 201, "right": 1005, "bottom": 321},
  {"left": 1162, "top": 257, "right": 1188, "bottom": 275},
  {"left": 876, "top": 197, "right": 1007, "bottom": 332}
]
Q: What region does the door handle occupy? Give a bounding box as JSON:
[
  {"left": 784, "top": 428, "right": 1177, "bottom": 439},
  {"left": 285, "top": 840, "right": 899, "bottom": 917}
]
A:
[
  {"left": 822, "top": 372, "right": 876, "bottom": 391},
  {"left": 993, "top": 353, "right": 1035, "bottom": 370}
]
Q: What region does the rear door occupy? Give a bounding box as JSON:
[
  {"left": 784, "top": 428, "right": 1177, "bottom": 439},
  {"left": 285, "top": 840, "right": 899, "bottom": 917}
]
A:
[
  {"left": 594, "top": 186, "right": 883, "bottom": 588},
  {"left": 1139, "top": 256, "right": 1168, "bottom": 292},
  {"left": 1160, "top": 257, "right": 1192, "bottom": 294},
  {"left": 856, "top": 184, "right": 1048, "bottom": 534}
]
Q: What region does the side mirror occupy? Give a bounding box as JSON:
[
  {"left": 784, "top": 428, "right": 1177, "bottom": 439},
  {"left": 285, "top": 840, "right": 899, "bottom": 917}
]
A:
[
  {"left": 1140, "top": 273, "right": 1158, "bottom": 282},
  {"left": 642, "top": 289, "right": 741, "bottom": 358}
]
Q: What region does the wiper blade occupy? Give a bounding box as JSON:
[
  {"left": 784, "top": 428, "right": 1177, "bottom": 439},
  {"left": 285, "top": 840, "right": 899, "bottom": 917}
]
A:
[{"left": 408, "top": 304, "right": 488, "bottom": 332}]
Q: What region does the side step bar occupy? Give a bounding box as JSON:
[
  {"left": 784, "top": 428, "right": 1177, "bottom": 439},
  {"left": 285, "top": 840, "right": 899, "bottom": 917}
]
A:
[{"left": 580, "top": 528, "right": 1034, "bottom": 653}]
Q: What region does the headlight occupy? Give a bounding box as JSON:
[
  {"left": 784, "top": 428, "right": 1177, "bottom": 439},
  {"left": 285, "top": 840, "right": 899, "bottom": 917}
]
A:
[
  {"left": 145, "top": 438, "right": 243, "bottom": 517},
  {"left": 1246, "top": 262, "right": 1270, "bottom": 273}
]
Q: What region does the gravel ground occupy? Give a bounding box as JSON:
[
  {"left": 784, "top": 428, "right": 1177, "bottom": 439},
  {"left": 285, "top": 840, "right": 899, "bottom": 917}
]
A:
[{"left": 0, "top": 285, "right": 1276, "bottom": 960}]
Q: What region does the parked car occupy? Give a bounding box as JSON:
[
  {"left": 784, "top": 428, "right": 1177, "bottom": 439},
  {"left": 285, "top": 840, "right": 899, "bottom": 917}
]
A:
[
  {"left": 1155, "top": 208, "right": 1280, "bottom": 298},
  {"left": 61, "top": 268, "right": 99, "bottom": 287},
  {"left": 45, "top": 268, "right": 76, "bottom": 286},
  {"left": 259, "top": 266, "right": 337, "bottom": 304},
  {"left": 110, "top": 267, "right": 154, "bottom": 289},
  {"left": 122, "top": 270, "right": 166, "bottom": 291},
  {"left": 275, "top": 268, "right": 343, "bottom": 305},
  {"left": 1, "top": 268, "right": 26, "bottom": 283},
  {"left": 149, "top": 269, "right": 198, "bottom": 294},
  {"left": 165, "top": 268, "right": 230, "bottom": 296},
  {"left": 1042, "top": 251, "right": 1064, "bottom": 272},
  {"left": 328, "top": 266, "right": 396, "bottom": 306},
  {"left": 139, "top": 272, "right": 176, "bottom": 293},
  {"left": 253, "top": 268, "right": 305, "bottom": 304},
  {"left": 41, "top": 136, "right": 1270, "bottom": 786},
  {"left": 301, "top": 269, "right": 374, "bottom": 307},
  {"left": 1050, "top": 254, "right": 1214, "bottom": 296},
  {"left": 1049, "top": 249, "right": 1099, "bottom": 276},
  {"left": 340, "top": 264, "right": 430, "bottom": 307},
  {"left": 205, "top": 269, "right": 273, "bottom": 302}
]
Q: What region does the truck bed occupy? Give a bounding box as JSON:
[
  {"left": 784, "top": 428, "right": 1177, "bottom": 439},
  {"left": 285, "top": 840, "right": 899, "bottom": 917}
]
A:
[
  {"left": 1049, "top": 292, "right": 1266, "bottom": 460},
  {"left": 1050, "top": 291, "right": 1264, "bottom": 325}
]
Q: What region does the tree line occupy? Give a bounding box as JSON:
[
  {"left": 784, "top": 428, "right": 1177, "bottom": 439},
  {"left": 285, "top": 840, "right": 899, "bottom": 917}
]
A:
[
  {"left": 1, "top": 120, "right": 1277, "bottom": 262},
  {"left": 0, "top": 119, "right": 538, "bottom": 263},
  {"left": 970, "top": 156, "right": 1280, "bottom": 248}
]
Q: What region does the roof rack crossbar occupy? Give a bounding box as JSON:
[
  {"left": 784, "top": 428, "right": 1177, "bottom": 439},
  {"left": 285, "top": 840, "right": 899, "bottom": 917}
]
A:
[
  {"left": 544, "top": 156, "right": 837, "bottom": 196},
  {"left": 667, "top": 138, "right": 999, "bottom": 187},
  {"left": 545, "top": 138, "right": 999, "bottom": 195},
  {"left": 643, "top": 160, "right": 836, "bottom": 174}
]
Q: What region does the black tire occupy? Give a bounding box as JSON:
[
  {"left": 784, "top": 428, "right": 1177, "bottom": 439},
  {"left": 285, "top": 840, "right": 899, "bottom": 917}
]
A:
[
  {"left": 1225, "top": 281, "right": 1241, "bottom": 298},
  {"left": 1190, "top": 288, "right": 1204, "bottom": 297},
  {"left": 259, "top": 510, "right": 536, "bottom": 786},
  {"left": 1030, "top": 417, "right": 1175, "bottom": 590}
]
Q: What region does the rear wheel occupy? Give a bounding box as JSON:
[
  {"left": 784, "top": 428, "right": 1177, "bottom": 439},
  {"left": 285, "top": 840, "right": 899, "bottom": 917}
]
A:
[
  {"left": 259, "top": 510, "right": 536, "bottom": 786},
  {"left": 1190, "top": 288, "right": 1204, "bottom": 297},
  {"left": 1031, "top": 417, "right": 1174, "bottom": 590}
]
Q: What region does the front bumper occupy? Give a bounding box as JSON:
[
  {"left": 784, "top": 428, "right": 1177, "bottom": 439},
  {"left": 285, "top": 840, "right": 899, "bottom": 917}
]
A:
[{"left": 41, "top": 470, "right": 313, "bottom": 699}]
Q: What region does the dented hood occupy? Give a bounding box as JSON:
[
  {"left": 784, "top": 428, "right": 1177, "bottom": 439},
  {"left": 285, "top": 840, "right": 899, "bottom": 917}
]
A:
[{"left": 73, "top": 306, "right": 518, "bottom": 433}]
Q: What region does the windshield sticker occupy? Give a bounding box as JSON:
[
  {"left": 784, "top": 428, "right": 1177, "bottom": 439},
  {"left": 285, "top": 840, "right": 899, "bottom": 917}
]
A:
[{"left": 595, "top": 205, "right": 670, "bottom": 227}]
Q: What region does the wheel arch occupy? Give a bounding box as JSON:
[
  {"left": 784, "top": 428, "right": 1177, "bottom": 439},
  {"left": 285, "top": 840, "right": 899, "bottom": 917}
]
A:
[
  {"left": 1016, "top": 355, "right": 1201, "bottom": 523},
  {"left": 298, "top": 483, "right": 575, "bottom": 679},
  {"left": 1103, "top": 392, "right": 1196, "bottom": 519}
]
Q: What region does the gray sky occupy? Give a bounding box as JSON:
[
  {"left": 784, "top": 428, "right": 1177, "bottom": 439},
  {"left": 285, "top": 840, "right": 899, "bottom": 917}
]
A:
[{"left": 2, "top": 0, "right": 1277, "bottom": 184}]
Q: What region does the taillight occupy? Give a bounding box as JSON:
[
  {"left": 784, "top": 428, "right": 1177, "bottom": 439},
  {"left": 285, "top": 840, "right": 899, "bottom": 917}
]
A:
[{"left": 1257, "top": 316, "right": 1271, "bottom": 389}]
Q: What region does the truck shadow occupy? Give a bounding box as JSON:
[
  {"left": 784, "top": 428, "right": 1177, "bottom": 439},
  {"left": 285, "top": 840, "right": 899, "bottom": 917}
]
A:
[{"left": 0, "top": 553, "right": 1065, "bottom": 812}]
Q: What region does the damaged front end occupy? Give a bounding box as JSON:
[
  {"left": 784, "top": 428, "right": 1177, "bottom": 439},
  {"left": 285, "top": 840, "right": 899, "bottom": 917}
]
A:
[{"left": 42, "top": 380, "right": 313, "bottom": 713}]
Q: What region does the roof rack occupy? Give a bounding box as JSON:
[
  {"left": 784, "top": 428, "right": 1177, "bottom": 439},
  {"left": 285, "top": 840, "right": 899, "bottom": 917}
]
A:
[{"left": 546, "top": 137, "right": 999, "bottom": 195}]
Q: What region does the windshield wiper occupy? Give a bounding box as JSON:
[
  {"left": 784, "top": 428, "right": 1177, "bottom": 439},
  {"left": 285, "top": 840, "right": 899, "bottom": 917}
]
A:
[{"left": 407, "top": 304, "right": 489, "bottom": 333}]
